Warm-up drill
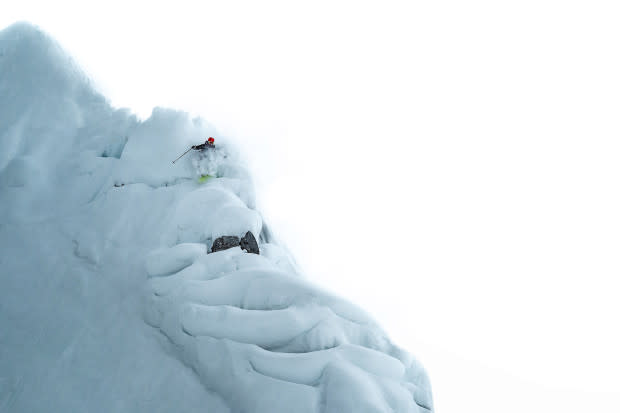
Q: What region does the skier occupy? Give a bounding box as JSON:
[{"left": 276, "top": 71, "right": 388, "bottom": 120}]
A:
[
  {"left": 189, "top": 137, "right": 218, "bottom": 182},
  {"left": 171, "top": 137, "right": 220, "bottom": 182},
  {"left": 192, "top": 137, "right": 215, "bottom": 151},
  {"left": 172, "top": 137, "right": 216, "bottom": 164}
]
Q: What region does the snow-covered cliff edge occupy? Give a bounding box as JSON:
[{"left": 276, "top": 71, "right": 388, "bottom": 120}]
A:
[{"left": 0, "top": 22, "right": 432, "bottom": 412}]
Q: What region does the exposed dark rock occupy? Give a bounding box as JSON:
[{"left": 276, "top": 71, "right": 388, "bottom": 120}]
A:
[
  {"left": 210, "top": 232, "right": 259, "bottom": 254},
  {"left": 240, "top": 231, "right": 259, "bottom": 254},
  {"left": 211, "top": 235, "right": 240, "bottom": 253}
]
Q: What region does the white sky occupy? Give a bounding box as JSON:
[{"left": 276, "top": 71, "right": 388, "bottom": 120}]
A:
[{"left": 3, "top": 1, "right": 620, "bottom": 411}]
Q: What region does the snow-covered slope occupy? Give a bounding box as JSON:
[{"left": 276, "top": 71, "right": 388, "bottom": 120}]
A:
[{"left": 0, "top": 22, "right": 433, "bottom": 412}]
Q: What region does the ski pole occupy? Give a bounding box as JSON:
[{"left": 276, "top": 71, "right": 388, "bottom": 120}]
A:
[{"left": 172, "top": 147, "right": 193, "bottom": 164}]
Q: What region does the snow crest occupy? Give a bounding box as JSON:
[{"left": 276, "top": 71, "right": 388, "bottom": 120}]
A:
[
  {"left": 0, "top": 22, "right": 432, "bottom": 412},
  {"left": 145, "top": 245, "right": 433, "bottom": 412}
]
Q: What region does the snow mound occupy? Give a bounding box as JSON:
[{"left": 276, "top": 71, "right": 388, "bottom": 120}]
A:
[
  {"left": 0, "top": 22, "right": 432, "bottom": 412},
  {"left": 144, "top": 246, "right": 432, "bottom": 412}
]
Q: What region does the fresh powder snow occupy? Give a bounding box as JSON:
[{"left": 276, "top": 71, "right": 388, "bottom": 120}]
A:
[{"left": 0, "top": 22, "right": 433, "bottom": 412}]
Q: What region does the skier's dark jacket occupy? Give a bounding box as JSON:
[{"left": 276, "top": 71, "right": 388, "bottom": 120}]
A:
[{"left": 192, "top": 140, "right": 215, "bottom": 151}]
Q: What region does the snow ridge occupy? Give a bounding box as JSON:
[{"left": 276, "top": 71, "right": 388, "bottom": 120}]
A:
[
  {"left": 0, "top": 22, "right": 432, "bottom": 412},
  {"left": 145, "top": 245, "right": 433, "bottom": 412}
]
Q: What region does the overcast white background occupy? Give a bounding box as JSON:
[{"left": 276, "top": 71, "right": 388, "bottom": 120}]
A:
[{"left": 3, "top": 1, "right": 619, "bottom": 411}]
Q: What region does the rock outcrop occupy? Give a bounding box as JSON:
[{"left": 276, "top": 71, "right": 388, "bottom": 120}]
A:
[
  {"left": 211, "top": 231, "right": 260, "bottom": 255},
  {"left": 211, "top": 235, "right": 240, "bottom": 252},
  {"left": 240, "top": 231, "right": 259, "bottom": 254}
]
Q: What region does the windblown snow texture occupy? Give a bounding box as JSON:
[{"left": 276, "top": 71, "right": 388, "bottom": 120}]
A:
[{"left": 0, "top": 22, "right": 433, "bottom": 413}]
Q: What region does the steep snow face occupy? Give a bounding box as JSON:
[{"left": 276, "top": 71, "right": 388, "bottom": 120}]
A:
[{"left": 0, "top": 22, "right": 432, "bottom": 413}]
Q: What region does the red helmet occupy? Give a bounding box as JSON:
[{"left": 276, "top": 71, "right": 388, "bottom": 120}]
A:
[{"left": 208, "top": 137, "right": 215, "bottom": 144}]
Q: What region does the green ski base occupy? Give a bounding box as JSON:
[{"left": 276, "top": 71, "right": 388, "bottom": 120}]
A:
[{"left": 198, "top": 174, "right": 213, "bottom": 183}]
